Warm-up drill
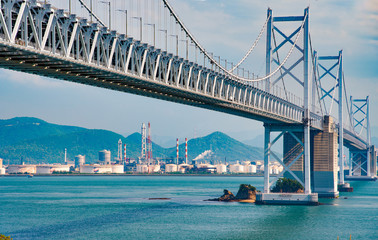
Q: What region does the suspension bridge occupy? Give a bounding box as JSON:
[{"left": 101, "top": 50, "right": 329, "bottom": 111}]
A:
[{"left": 0, "top": 0, "right": 376, "bottom": 205}]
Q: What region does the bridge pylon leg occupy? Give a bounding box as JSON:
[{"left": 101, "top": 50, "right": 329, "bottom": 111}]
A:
[
  {"left": 264, "top": 127, "right": 270, "bottom": 193},
  {"left": 346, "top": 146, "right": 377, "bottom": 181},
  {"left": 256, "top": 124, "right": 318, "bottom": 205}
]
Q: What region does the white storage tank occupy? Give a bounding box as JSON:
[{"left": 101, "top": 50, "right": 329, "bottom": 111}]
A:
[
  {"left": 0, "top": 158, "right": 3, "bottom": 169},
  {"left": 229, "top": 163, "right": 244, "bottom": 173},
  {"left": 165, "top": 164, "right": 178, "bottom": 173},
  {"left": 99, "top": 150, "right": 111, "bottom": 164},
  {"left": 216, "top": 164, "right": 227, "bottom": 174},
  {"left": 178, "top": 164, "right": 190, "bottom": 173},
  {"left": 0, "top": 168, "right": 5, "bottom": 175},
  {"left": 80, "top": 164, "right": 112, "bottom": 174},
  {"left": 246, "top": 165, "right": 257, "bottom": 173},
  {"left": 75, "top": 155, "right": 85, "bottom": 168},
  {"left": 136, "top": 164, "right": 148, "bottom": 173},
  {"left": 112, "top": 164, "right": 124, "bottom": 174},
  {"left": 148, "top": 165, "right": 161, "bottom": 173},
  {"left": 7, "top": 165, "right": 36, "bottom": 174},
  {"left": 36, "top": 165, "right": 53, "bottom": 174},
  {"left": 52, "top": 165, "right": 70, "bottom": 173}
]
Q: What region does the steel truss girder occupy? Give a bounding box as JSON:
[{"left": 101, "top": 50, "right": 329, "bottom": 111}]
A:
[{"left": 0, "top": 1, "right": 323, "bottom": 126}]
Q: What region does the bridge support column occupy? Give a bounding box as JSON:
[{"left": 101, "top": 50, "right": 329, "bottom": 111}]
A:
[
  {"left": 312, "top": 116, "right": 344, "bottom": 196},
  {"left": 256, "top": 124, "right": 318, "bottom": 205},
  {"left": 346, "top": 146, "right": 377, "bottom": 181},
  {"left": 264, "top": 127, "right": 270, "bottom": 193}
]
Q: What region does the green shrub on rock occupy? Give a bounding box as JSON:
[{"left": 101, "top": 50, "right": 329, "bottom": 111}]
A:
[{"left": 271, "top": 178, "right": 304, "bottom": 193}]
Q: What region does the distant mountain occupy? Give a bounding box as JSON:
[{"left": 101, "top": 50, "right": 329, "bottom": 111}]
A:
[
  {"left": 242, "top": 134, "right": 264, "bottom": 148},
  {"left": 0, "top": 117, "right": 264, "bottom": 164},
  {"left": 168, "top": 132, "right": 264, "bottom": 163}
]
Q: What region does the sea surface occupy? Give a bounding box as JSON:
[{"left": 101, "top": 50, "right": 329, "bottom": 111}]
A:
[{"left": 0, "top": 176, "right": 377, "bottom": 240}]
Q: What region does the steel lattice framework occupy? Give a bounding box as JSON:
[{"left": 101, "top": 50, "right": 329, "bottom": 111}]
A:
[
  {"left": 0, "top": 0, "right": 369, "bottom": 154},
  {"left": 0, "top": 0, "right": 321, "bottom": 126}
]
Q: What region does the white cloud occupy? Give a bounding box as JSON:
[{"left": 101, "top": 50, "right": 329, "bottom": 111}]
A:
[{"left": 1, "top": 69, "right": 65, "bottom": 88}]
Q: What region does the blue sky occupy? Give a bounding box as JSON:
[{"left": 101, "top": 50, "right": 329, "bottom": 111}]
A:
[{"left": 0, "top": 0, "right": 377, "bottom": 144}]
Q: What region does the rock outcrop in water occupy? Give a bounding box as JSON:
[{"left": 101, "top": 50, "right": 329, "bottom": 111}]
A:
[{"left": 207, "top": 184, "right": 257, "bottom": 202}]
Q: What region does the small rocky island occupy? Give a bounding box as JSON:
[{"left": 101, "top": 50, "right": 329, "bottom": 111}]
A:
[{"left": 207, "top": 184, "right": 258, "bottom": 203}]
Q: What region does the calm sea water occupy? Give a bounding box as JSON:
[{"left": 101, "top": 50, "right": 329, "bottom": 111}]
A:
[{"left": 0, "top": 176, "right": 377, "bottom": 240}]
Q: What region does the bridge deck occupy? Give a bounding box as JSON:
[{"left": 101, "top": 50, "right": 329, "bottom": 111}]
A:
[{"left": 0, "top": 0, "right": 367, "bottom": 150}]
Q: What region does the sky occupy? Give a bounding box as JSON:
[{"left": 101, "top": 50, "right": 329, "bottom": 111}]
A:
[{"left": 0, "top": 0, "right": 377, "bottom": 146}]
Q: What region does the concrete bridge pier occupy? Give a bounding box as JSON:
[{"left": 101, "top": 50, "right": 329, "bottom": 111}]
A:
[
  {"left": 257, "top": 116, "right": 344, "bottom": 205},
  {"left": 284, "top": 116, "right": 341, "bottom": 198},
  {"left": 256, "top": 123, "right": 319, "bottom": 205}
]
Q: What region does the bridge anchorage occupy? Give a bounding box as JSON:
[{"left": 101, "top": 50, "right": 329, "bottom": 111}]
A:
[{"left": 0, "top": 0, "right": 376, "bottom": 205}]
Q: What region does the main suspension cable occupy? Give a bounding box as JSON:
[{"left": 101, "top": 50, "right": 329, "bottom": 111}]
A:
[{"left": 230, "top": 14, "right": 270, "bottom": 72}]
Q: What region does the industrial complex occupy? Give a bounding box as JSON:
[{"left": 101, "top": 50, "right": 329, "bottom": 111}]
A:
[{"left": 0, "top": 123, "right": 284, "bottom": 176}]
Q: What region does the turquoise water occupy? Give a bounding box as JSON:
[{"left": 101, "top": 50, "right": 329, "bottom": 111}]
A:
[{"left": 0, "top": 176, "right": 377, "bottom": 240}]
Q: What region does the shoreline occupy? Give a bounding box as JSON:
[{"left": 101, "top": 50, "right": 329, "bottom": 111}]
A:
[{"left": 0, "top": 173, "right": 266, "bottom": 177}]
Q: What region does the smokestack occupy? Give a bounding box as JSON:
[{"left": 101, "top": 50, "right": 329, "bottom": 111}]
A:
[
  {"left": 185, "top": 138, "right": 188, "bottom": 164},
  {"left": 176, "top": 138, "right": 179, "bottom": 165},
  {"left": 124, "top": 144, "right": 127, "bottom": 164},
  {"left": 147, "top": 122, "right": 152, "bottom": 165},
  {"left": 118, "top": 139, "right": 122, "bottom": 161},
  {"left": 141, "top": 123, "right": 147, "bottom": 160},
  {"left": 64, "top": 148, "right": 67, "bottom": 163}
]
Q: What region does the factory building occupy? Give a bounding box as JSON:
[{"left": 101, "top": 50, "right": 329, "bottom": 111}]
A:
[
  {"left": 136, "top": 164, "right": 148, "bottom": 173},
  {"left": 178, "top": 164, "right": 192, "bottom": 173},
  {"left": 99, "top": 150, "right": 111, "bottom": 164}
]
